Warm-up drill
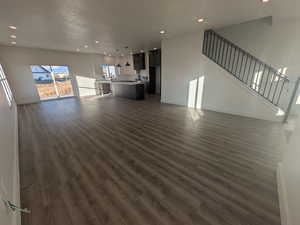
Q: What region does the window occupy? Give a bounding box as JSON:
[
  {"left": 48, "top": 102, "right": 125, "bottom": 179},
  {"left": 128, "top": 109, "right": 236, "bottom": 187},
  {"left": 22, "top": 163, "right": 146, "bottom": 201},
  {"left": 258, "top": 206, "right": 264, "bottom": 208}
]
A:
[
  {"left": 30, "top": 65, "right": 73, "bottom": 100},
  {"left": 0, "top": 64, "right": 13, "bottom": 106},
  {"left": 272, "top": 67, "right": 288, "bottom": 83},
  {"left": 101, "top": 65, "right": 117, "bottom": 79}
]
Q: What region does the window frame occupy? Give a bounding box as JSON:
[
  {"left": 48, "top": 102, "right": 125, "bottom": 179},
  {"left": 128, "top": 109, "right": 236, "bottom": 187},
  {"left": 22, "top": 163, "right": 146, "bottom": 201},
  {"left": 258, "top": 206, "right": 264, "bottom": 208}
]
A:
[
  {"left": 0, "top": 64, "right": 14, "bottom": 107},
  {"left": 101, "top": 64, "right": 117, "bottom": 78}
]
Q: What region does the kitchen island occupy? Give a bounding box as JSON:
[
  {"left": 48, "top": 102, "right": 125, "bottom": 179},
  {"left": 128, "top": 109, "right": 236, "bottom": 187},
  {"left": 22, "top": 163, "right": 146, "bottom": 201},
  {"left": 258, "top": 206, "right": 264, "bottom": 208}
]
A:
[{"left": 111, "top": 81, "right": 144, "bottom": 100}]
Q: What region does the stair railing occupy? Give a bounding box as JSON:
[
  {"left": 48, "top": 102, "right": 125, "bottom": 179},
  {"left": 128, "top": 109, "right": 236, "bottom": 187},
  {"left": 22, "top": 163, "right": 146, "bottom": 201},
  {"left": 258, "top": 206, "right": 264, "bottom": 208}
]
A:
[{"left": 202, "top": 29, "right": 292, "bottom": 111}]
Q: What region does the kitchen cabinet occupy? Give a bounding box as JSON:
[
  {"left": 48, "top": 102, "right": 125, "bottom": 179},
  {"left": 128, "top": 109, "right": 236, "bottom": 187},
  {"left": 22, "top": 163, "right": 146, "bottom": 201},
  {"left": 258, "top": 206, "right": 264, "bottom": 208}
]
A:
[
  {"left": 149, "top": 49, "right": 161, "bottom": 67},
  {"left": 133, "top": 53, "right": 145, "bottom": 70}
]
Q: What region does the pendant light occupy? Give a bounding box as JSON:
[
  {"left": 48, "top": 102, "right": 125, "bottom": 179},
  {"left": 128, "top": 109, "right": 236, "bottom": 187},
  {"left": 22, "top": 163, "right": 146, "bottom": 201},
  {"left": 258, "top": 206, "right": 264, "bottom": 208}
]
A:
[
  {"left": 125, "top": 53, "right": 131, "bottom": 66},
  {"left": 115, "top": 49, "right": 122, "bottom": 68},
  {"left": 116, "top": 55, "right": 122, "bottom": 68},
  {"left": 124, "top": 46, "right": 131, "bottom": 67}
]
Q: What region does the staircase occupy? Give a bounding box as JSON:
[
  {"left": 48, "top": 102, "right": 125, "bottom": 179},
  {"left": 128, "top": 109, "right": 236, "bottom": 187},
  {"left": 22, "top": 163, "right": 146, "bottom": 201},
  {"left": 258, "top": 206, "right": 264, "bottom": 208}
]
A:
[{"left": 202, "top": 29, "right": 294, "bottom": 114}]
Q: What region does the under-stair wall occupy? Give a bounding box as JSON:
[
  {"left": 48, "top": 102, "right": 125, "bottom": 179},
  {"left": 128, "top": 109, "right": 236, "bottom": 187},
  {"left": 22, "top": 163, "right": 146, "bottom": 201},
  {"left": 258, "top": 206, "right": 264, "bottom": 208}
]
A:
[
  {"left": 202, "top": 29, "right": 293, "bottom": 113},
  {"left": 216, "top": 17, "right": 300, "bottom": 116},
  {"left": 161, "top": 30, "right": 285, "bottom": 122}
]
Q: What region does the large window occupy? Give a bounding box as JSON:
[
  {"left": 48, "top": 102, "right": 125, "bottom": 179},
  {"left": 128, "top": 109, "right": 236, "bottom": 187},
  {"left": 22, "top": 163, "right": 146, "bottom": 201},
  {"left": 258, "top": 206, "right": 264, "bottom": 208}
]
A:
[
  {"left": 31, "top": 65, "right": 74, "bottom": 100},
  {"left": 101, "top": 65, "right": 117, "bottom": 79},
  {"left": 0, "top": 64, "right": 13, "bottom": 106}
]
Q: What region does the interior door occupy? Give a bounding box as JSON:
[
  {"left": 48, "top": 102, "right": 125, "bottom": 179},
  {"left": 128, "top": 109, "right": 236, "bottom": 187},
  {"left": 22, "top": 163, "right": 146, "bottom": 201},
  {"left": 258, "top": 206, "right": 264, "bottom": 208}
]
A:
[{"left": 149, "top": 66, "right": 156, "bottom": 94}]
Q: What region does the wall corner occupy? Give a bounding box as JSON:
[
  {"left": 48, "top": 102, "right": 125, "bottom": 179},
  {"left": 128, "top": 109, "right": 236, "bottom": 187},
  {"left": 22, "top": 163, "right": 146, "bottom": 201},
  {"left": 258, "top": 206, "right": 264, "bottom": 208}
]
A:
[{"left": 277, "top": 162, "right": 292, "bottom": 225}]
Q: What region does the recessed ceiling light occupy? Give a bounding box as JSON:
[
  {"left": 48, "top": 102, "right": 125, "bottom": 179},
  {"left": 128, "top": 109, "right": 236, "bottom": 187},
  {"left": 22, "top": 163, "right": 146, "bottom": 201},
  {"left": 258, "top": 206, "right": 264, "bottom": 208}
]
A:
[
  {"left": 8, "top": 25, "right": 17, "bottom": 30},
  {"left": 197, "top": 18, "right": 205, "bottom": 23},
  {"left": 261, "top": 0, "right": 270, "bottom": 2},
  {"left": 160, "top": 30, "right": 166, "bottom": 34},
  {"left": 95, "top": 40, "right": 99, "bottom": 44},
  {"left": 76, "top": 48, "right": 80, "bottom": 52},
  {"left": 10, "top": 35, "right": 16, "bottom": 39},
  {"left": 84, "top": 44, "right": 88, "bottom": 48},
  {"left": 11, "top": 41, "right": 16, "bottom": 45}
]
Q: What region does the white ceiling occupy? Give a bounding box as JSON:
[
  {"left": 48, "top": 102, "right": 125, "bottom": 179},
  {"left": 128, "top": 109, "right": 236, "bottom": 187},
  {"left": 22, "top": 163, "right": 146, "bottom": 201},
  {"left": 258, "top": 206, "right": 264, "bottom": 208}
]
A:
[{"left": 0, "top": 0, "right": 299, "bottom": 55}]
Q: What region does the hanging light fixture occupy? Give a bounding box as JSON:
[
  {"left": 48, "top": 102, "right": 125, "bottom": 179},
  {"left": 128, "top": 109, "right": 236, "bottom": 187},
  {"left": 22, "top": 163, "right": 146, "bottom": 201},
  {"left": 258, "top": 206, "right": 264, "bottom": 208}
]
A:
[
  {"left": 124, "top": 46, "right": 131, "bottom": 67},
  {"left": 115, "top": 48, "right": 122, "bottom": 68},
  {"left": 125, "top": 53, "right": 131, "bottom": 66}
]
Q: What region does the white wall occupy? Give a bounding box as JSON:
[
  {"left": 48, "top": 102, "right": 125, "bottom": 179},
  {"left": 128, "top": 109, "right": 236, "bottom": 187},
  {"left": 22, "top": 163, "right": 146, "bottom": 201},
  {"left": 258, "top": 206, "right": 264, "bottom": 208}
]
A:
[
  {"left": 217, "top": 17, "right": 300, "bottom": 115},
  {"left": 0, "top": 46, "right": 108, "bottom": 104},
  {"left": 279, "top": 118, "right": 300, "bottom": 225},
  {"left": 0, "top": 74, "right": 20, "bottom": 225},
  {"left": 161, "top": 30, "right": 283, "bottom": 121}
]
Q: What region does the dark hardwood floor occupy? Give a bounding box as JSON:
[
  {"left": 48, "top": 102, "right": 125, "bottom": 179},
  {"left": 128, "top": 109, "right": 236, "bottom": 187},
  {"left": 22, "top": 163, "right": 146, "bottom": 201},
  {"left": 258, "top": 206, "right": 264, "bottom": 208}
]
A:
[{"left": 18, "top": 95, "right": 284, "bottom": 225}]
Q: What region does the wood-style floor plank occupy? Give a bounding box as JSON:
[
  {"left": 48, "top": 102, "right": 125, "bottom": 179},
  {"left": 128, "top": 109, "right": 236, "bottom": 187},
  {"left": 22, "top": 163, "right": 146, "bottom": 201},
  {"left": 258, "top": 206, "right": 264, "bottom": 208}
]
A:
[{"left": 18, "top": 96, "right": 284, "bottom": 225}]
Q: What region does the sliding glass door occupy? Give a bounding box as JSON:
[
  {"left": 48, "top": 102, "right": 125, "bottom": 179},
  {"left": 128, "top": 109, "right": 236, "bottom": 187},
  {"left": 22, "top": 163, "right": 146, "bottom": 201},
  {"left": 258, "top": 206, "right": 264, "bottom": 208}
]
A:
[{"left": 31, "top": 65, "right": 74, "bottom": 100}]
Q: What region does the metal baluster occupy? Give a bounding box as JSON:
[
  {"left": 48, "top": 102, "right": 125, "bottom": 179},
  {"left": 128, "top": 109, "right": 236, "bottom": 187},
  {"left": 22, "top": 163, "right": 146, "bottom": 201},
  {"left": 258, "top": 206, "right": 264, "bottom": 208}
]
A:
[
  {"left": 208, "top": 32, "right": 214, "bottom": 58},
  {"left": 206, "top": 31, "right": 212, "bottom": 56},
  {"left": 241, "top": 55, "right": 249, "bottom": 82},
  {"left": 254, "top": 63, "right": 262, "bottom": 91},
  {"left": 272, "top": 74, "right": 282, "bottom": 103},
  {"left": 258, "top": 64, "right": 266, "bottom": 94},
  {"left": 220, "top": 39, "right": 226, "bottom": 67},
  {"left": 246, "top": 57, "right": 253, "bottom": 85},
  {"left": 217, "top": 37, "right": 222, "bottom": 62},
  {"left": 202, "top": 31, "right": 206, "bottom": 54},
  {"left": 238, "top": 53, "right": 245, "bottom": 81},
  {"left": 206, "top": 31, "right": 211, "bottom": 55},
  {"left": 216, "top": 38, "right": 222, "bottom": 64},
  {"left": 210, "top": 32, "right": 215, "bottom": 58},
  {"left": 267, "top": 71, "right": 276, "bottom": 100},
  {"left": 277, "top": 79, "right": 286, "bottom": 106},
  {"left": 224, "top": 41, "right": 229, "bottom": 69},
  {"left": 263, "top": 68, "right": 271, "bottom": 97},
  {"left": 202, "top": 31, "right": 207, "bottom": 54},
  {"left": 250, "top": 61, "right": 257, "bottom": 89},
  {"left": 231, "top": 47, "right": 237, "bottom": 74},
  {"left": 213, "top": 35, "right": 219, "bottom": 61},
  {"left": 234, "top": 51, "right": 241, "bottom": 77},
  {"left": 228, "top": 45, "right": 233, "bottom": 72},
  {"left": 214, "top": 36, "right": 219, "bottom": 63}
]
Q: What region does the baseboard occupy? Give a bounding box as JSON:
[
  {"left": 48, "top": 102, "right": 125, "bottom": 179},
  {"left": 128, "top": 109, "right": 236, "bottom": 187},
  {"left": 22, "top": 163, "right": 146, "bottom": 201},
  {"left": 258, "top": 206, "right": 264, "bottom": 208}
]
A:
[
  {"left": 204, "top": 105, "right": 283, "bottom": 122},
  {"left": 12, "top": 104, "right": 21, "bottom": 225},
  {"left": 277, "top": 163, "right": 291, "bottom": 225}
]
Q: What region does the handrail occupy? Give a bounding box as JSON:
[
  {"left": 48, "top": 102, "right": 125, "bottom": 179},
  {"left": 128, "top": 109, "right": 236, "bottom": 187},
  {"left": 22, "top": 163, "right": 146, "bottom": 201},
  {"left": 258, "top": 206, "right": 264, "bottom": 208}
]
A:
[{"left": 203, "top": 29, "right": 291, "bottom": 110}]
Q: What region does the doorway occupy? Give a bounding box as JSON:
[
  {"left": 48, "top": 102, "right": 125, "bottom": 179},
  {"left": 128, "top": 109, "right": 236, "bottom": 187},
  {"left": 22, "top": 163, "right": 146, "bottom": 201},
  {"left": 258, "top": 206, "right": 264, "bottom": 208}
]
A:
[
  {"left": 148, "top": 49, "right": 161, "bottom": 96},
  {"left": 31, "top": 65, "right": 74, "bottom": 100}
]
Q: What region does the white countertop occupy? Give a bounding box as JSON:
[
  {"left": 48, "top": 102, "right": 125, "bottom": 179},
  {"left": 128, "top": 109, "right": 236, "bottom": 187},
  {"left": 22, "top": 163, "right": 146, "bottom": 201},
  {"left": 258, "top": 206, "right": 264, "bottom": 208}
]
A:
[
  {"left": 97, "top": 80, "right": 111, "bottom": 84},
  {"left": 97, "top": 80, "right": 143, "bottom": 85}
]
